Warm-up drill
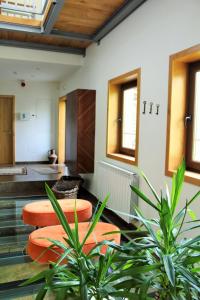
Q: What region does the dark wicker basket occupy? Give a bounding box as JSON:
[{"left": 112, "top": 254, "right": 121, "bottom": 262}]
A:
[{"left": 52, "top": 176, "right": 83, "bottom": 199}]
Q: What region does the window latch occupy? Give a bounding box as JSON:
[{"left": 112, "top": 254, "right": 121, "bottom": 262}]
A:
[{"left": 184, "top": 114, "right": 192, "bottom": 127}]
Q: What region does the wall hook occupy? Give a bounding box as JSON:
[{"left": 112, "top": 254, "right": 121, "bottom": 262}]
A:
[
  {"left": 156, "top": 104, "right": 160, "bottom": 115},
  {"left": 142, "top": 101, "right": 147, "bottom": 114},
  {"left": 149, "top": 102, "right": 153, "bottom": 114}
]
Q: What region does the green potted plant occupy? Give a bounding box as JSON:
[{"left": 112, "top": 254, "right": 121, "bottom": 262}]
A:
[
  {"left": 22, "top": 187, "right": 132, "bottom": 300},
  {"left": 22, "top": 161, "right": 200, "bottom": 299},
  {"left": 111, "top": 160, "right": 200, "bottom": 299}
]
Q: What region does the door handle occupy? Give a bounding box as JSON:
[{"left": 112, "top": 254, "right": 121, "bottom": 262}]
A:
[{"left": 185, "top": 114, "right": 192, "bottom": 128}]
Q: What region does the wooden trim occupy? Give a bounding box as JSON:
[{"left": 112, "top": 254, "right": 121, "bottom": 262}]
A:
[
  {"left": 58, "top": 95, "right": 66, "bottom": 164},
  {"left": 135, "top": 68, "right": 141, "bottom": 166},
  {"left": 106, "top": 68, "right": 141, "bottom": 166},
  {"left": 109, "top": 69, "right": 139, "bottom": 85},
  {"left": 165, "top": 43, "right": 200, "bottom": 186},
  {"left": 107, "top": 153, "right": 136, "bottom": 165},
  {"left": 0, "top": 15, "right": 41, "bottom": 27},
  {"left": 165, "top": 57, "right": 173, "bottom": 177},
  {"left": 170, "top": 44, "right": 200, "bottom": 63},
  {"left": 166, "top": 169, "right": 200, "bottom": 186}
]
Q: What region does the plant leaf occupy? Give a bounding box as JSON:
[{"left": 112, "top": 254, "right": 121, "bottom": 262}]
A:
[
  {"left": 36, "top": 286, "right": 47, "bottom": 300},
  {"left": 163, "top": 255, "right": 175, "bottom": 286},
  {"left": 80, "top": 194, "right": 109, "bottom": 249},
  {"left": 130, "top": 185, "right": 160, "bottom": 212},
  {"left": 188, "top": 209, "right": 197, "bottom": 221},
  {"left": 45, "top": 183, "right": 75, "bottom": 245},
  {"left": 171, "top": 160, "right": 185, "bottom": 215},
  {"left": 141, "top": 171, "right": 160, "bottom": 204}
]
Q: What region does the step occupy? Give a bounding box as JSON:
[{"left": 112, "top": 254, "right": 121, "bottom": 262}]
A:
[
  {"left": 0, "top": 180, "right": 55, "bottom": 197},
  {"left": 0, "top": 220, "right": 34, "bottom": 237},
  {"left": 0, "top": 233, "right": 28, "bottom": 247},
  {"left": 0, "top": 208, "right": 22, "bottom": 221}
]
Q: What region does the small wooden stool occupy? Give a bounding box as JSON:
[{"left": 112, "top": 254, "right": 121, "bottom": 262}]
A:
[
  {"left": 27, "top": 222, "right": 121, "bottom": 264},
  {"left": 23, "top": 199, "right": 92, "bottom": 227}
]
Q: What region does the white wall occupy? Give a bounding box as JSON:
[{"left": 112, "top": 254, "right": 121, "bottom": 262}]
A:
[
  {"left": 0, "top": 80, "right": 59, "bottom": 162},
  {"left": 59, "top": 0, "right": 200, "bottom": 222}
]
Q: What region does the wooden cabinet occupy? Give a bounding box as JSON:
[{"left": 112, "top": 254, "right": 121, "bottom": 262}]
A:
[{"left": 66, "top": 89, "right": 96, "bottom": 173}]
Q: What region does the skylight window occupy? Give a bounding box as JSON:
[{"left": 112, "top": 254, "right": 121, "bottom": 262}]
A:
[{"left": 0, "top": 0, "right": 50, "bottom": 23}]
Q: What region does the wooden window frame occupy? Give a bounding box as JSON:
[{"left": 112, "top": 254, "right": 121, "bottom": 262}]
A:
[
  {"left": 166, "top": 44, "right": 200, "bottom": 186},
  {"left": 186, "top": 62, "right": 200, "bottom": 173},
  {"left": 107, "top": 69, "right": 140, "bottom": 165},
  {"left": 119, "top": 80, "right": 137, "bottom": 157}
]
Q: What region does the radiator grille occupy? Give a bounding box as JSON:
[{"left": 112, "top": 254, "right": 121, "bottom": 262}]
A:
[{"left": 96, "top": 161, "right": 139, "bottom": 223}]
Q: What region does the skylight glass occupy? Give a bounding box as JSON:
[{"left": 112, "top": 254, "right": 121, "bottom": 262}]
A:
[{"left": 0, "top": 0, "right": 48, "bottom": 20}]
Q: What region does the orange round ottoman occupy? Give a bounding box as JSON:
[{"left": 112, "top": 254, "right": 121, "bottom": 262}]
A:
[
  {"left": 23, "top": 199, "right": 92, "bottom": 227},
  {"left": 27, "top": 222, "right": 121, "bottom": 264}
]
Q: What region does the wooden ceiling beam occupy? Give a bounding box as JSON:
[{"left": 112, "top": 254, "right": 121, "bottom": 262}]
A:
[{"left": 43, "top": 0, "right": 65, "bottom": 34}]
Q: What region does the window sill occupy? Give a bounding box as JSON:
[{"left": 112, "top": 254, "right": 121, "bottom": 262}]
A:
[
  {"left": 107, "top": 153, "right": 137, "bottom": 165},
  {"left": 166, "top": 169, "right": 200, "bottom": 186}
]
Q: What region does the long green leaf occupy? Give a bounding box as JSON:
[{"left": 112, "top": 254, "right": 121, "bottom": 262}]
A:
[
  {"left": 171, "top": 160, "right": 185, "bottom": 215},
  {"left": 163, "top": 255, "right": 175, "bottom": 286},
  {"left": 80, "top": 194, "right": 109, "bottom": 249},
  {"left": 178, "top": 266, "right": 200, "bottom": 292},
  {"left": 141, "top": 171, "right": 160, "bottom": 204},
  {"left": 20, "top": 270, "right": 49, "bottom": 286},
  {"left": 184, "top": 255, "right": 200, "bottom": 265},
  {"left": 36, "top": 286, "right": 47, "bottom": 300},
  {"left": 187, "top": 190, "right": 200, "bottom": 206},
  {"left": 130, "top": 185, "right": 160, "bottom": 212},
  {"left": 180, "top": 236, "right": 200, "bottom": 249},
  {"left": 134, "top": 205, "right": 161, "bottom": 248},
  {"left": 74, "top": 199, "right": 80, "bottom": 251},
  {"left": 45, "top": 183, "right": 75, "bottom": 244}
]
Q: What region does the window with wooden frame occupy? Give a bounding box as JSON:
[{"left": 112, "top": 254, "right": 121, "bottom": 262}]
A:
[
  {"left": 186, "top": 62, "right": 200, "bottom": 173},
  {"left": 166, "top": 44, "right": 200, "bottom": 186},
  {"left": 107, "top": 69, "right": 140, "bottom": 165}
]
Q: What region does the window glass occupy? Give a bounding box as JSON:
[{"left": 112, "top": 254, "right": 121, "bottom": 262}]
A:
[
  {"left": 122, "top": 87, "right": 137, "bottom": 150},
  {"left": 193, "top": 71, "right": 200, "bottom": 162}
]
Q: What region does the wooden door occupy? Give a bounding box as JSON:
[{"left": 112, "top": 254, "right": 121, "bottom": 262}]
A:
[{"left": 0, "top": 96, "right": 15, "bottom": 165}]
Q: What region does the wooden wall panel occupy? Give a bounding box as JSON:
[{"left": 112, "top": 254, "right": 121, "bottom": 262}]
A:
[{"left": 65, "top": 89, "right": 96, "bottom": 173}]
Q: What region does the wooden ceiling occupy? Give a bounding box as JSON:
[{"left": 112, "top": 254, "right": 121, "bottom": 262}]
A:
[
  {"left": 0, "top": 0, "right": 147, "bottom": 55},
  {"left": 54, "top": 0, "right": 125, "bottom": 35}
]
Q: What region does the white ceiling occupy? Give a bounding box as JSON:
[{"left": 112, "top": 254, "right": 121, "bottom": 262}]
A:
[{"left": 0, "top": 58, "right": 81, "bottom": 82}]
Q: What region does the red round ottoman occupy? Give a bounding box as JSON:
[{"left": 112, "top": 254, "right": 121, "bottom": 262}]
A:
[
  {"left": 23, "top": 199, "right": 92, "bottom": 227},
  {"left": 27, "top": 222, "right": 121, "bottom": 264}
]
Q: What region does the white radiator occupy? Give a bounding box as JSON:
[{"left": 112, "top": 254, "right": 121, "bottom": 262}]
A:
[{"left": 96, "top": 161, "right": 139, "bottom": 223}]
